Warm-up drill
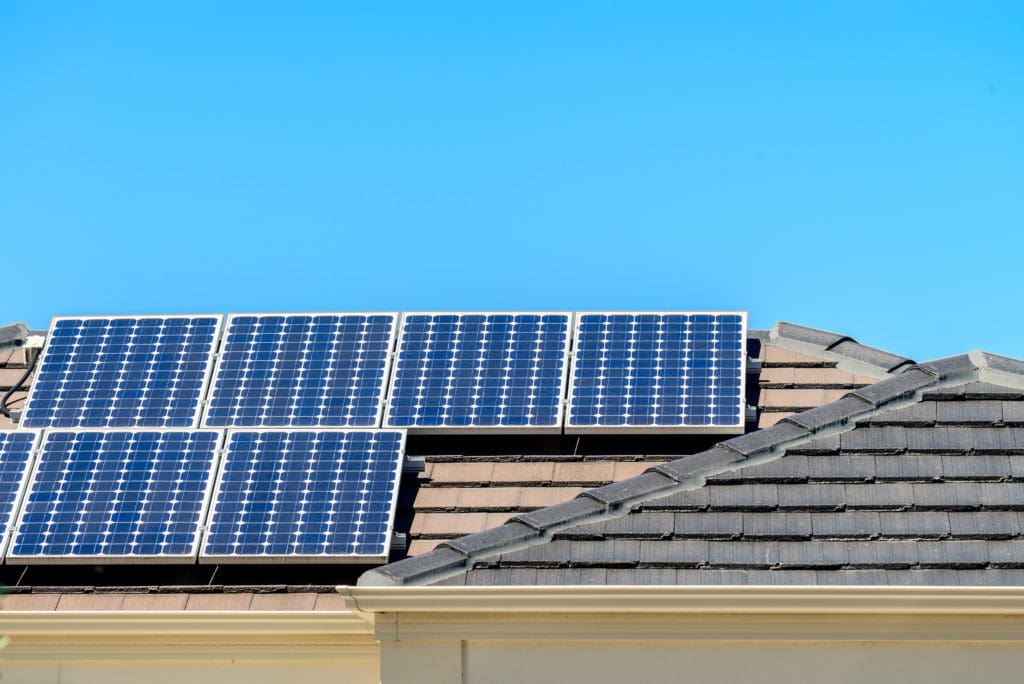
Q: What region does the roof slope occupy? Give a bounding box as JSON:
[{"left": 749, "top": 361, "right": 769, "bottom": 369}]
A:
[{"left": 362, "top": 351, "right": 1024, "bottom": 586}]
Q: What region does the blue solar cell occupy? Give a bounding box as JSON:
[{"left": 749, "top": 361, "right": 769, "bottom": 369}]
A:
[
  {"left": 8, "top": 430, "right": 221, "bottom": 562},
  {"left": 384, "top": 313, "right": 571, "bottom": 431},
  {"left": 203, "top": 313, "right": 397, "bottom": 428},
  {"left": 567, "top": 312, "right": 746, "bottom": 431},
  {"left": 201, "top": 429, "right": 405, "bottom": 561},
  {"left": 0, "top": 431, "right": 38, "bottom": 557},
  {"left": 21, "top": 316, "right": 221, "bottom": 429}
]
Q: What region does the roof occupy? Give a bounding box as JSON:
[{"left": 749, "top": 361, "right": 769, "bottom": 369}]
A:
[
  {"left": 363, "top": 351, "right": 1024, "bottom": 587},
  {"left": 0, "top": 319, "right": 921, "bottom": 607}
]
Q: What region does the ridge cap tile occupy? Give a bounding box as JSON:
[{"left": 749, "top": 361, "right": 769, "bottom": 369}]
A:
[
  {"left": 721, "top": 421, "right": 809, "bottom": 456},
  {"left": 648, "top": 446, "right": 744, "bottom": 482},
  {"left": 848, "top": 368, "right": 937, "bottom": 408},
  {"left": 782, "top": 395, "right": 875, "bottom": 431},
  {"left": 579, "top": 471, "right": 677, "bottom": 508},
  {"left": 440, "top": 521, "right": 541, "bottom": 556},
  {"left": 360, "top": 547, "right": 467, "bottom": 585},
  {"left": 774, "top": 322, "right": 852, "bottom": 349},
  {"left": 511, "top": 497, "right": 607, "bottom": 532},
  {"left": 978, "top": 352, "right": 1024, "bottom": 376}
]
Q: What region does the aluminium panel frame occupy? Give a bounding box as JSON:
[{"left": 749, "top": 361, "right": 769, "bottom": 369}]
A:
[
  {"left": 0, "top": 429, "right": 42, "bottom": 562},
  {"left": 382, "top": 311, "right": 574, "bottom": 435},
  {"left": 19, "top": 314, "right": 225, "bottom": 431},
  {"left": 198, "top": 428, "right": 407, "bottom": 565},
  {"left": 6, "top": 428, "right": 225, "bottom": 565},
  {"left": 199, "top": 311, "right": 400, "bottom": 430},
  {"left": 565, "top": 311, "right": 748, "bottom": 435}
]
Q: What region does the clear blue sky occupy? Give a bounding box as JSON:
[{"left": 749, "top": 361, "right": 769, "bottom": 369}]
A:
[{"left": 2, "top": 2, "right": 1021, "bottom": 362}]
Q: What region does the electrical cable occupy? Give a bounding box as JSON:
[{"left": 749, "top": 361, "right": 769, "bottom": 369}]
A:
[{"left": 1, "top": 345, "right": 40, "bottom": 419}]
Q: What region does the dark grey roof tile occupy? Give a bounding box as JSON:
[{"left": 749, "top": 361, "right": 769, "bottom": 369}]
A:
[
  {"left": 637, "top": 540, "right": 709, "bottom": 565},
  {"left": 844, "top": 483, "right": 915, "bottom": 509},
  {"left": 987, "top": 541, "right": 1024, "bottom": 566},
  {"left": 498, "top": 540, "right": 574, "bottom": 566},
  {"left": 860, "top": 402, "right": 937, "bottom": 426},
  {"left": 776, "top": 541, "right": 849, "bottom": 567},
  {"left": 570, "top": 540, "right": 641, "bottom": 566},
  {"left": 512, "top": 497, "right": 607, "bottom": 532},
  {"left": 643, "top": 486, "right": 711, "bottom": 510},
  {"left": 889, "top": 569, "right": 963, "bottom": 585},
  {"left": 811, "top": 511, "right": 881, "bottom": 538},
  {"left": 776, "top": 483, "right": 846, "bottom": 510},
  {"left": 975, "top": 482, "right": 1024, "bottom": 507},
  {"left": 878, "top": 511, "right": 950, "bottom": 537},
  {"left": 840, "top": 427, "right": 907, "bottom": 453},
  {"left": 676, "top": 568, "right": 755, "bottom": 584},
  {"left": 721, "top": 421, "right": 809, "bottom": 457},
  {"left": 742, "top": 512, "right": 812, "bottom": 538},
  {"left": 916, "top": 540, "right": 990, "bottom": 567},
  {"left": 873, "top": 454, "right": 943, "bottom": 480},
  {"left": 979, "top": 352, "right": 1024, "bottom": 376},
  {"left": 948, "top": 511, "right": 1020, "bottom": 538},
  {"left": 707, "top": 455, "right": 808, "bottom": 482},
  {"left": 815, "top": 569, "right": 889, "bottom": 585},
  {"left": 580, "top": 471, "right": 676, "bottom": 508},
  {"left": 1009, "top": 456, "right": 1024, "bottom": 480},
  {"left": 783, "top": 395, "right": 873, "bottom": 431},
  {"left": 787, "top": 434, "right": 841, "bottom": 454},
  {"left": 917, "top": 355, "right": 978, "bottom": 377},
  {"left": 957, "top": 569, "right": 1024, "bottom": 585},
  {"left": 775, "top": 322, "right": 851, "bottom": 348},
  {"left": 936, "top": 400, "right": 1003, "bottom": 425},
  {"left": 441, "top": 522, "right": 541, "bottom": 556},
  {"left": 674, "top": 511, "right": 743, "bottom": 538},
  {"left": 849, "top": 368, "right": 936, "bottom": 408},
  {"left": 761, "top": 570, "right": 821, "bottom": 585},
  {"left": 845, "top": 540, "right": 918, "bottom": 567},
  {"left": 709, "top": 540, "right": 776, "bottom": 566},
  {"left": 707, "top": 484, "right": 779, "bottom": 510},
  {"left": 1003, "top": 402, "right": 1024, "bottom": 424},
  {"left": 557, "top": 511, "right": 675, "bottom": 539},
  {"left": 363, "top": 547, "right": 467, "bottom": 585},
  {"left": 904, "top": 427, "right": 970, "bottom": 452},
  {"left": 605, "top": 568, "right": 680, "bottom": 585},
  {"left": 940, "top": 454, "right": 1010, "bottom": 479},
  {"left": 909, "top": 482, "right": 982, "bottom": 508},
  {"left": 648, "top": 446, "right": 743, "bottom": 482},
  {"left": 464, "top": 569, "right": 538, "bottom": 585},
  {"left": 924, "top": 382, "right": 1024, "bottom": 400},
  {"left": 826, "top": 340, "right": 913, "bottom": 372},
  {"left": 806, "top": 454, "right": 877, "bottom": 481}
]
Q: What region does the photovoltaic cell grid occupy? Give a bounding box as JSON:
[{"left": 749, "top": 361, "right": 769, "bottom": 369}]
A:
[
  {"left": 201, "top": 430, "right": 404, "bottom": 562},
  {"left": 203, "top": 313, "right": 397, "bottom": 428},
  {"left": 8, "top": 430, "right": 221, "bottom": 562},
  {"left": 0, "top": 431, "right": 38, "bottom": 557},
  {"left": 384, "top": 313, "right": 572, "bottom": 431},
  {"left": 21, "top": 316, "right": 221, "bottom": 429},
  {"left": 567, "top": 313, "right": 746, "bottom": 431}
]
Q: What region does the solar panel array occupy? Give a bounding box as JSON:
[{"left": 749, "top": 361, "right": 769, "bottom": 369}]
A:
[
  {"left": 201, "top": 430, "right": 404, "bottom": 562},
  {"left": 21, "top": 316, "right": 221, "bottom": 429},
  {"left": 0, "top": 431, "right": 38, "bottom": 557},
  {"left": 9, "top": 430, "right": 221, "bottom": 562},
  {"left": 384, "top": 313, "right": 572, "bottom": 432},
  {"left": 567, "top": 312, "right": 746, "bottom": 432},
  {"left": 203, "top": 313, "right": 396, "bottom": 428},
  {"left": 0, "top": 309, "right": 748, "bottom": 565}
]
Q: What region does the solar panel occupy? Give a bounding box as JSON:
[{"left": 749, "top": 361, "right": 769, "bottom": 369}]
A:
[
  {"left": 200, "top": 429, "right": 405, "bottom": 563},
  {"left": 202, "top": 313, "right": 397, "bottom": 429},
  {"left": 20, "top": 315, "right": 222, "bottom": 429},
  {"left": 383, "top": 312, "right": 572, "bottom": 433},
  {"left": 0, "top": 431, "right": 39, "bottom": 558},
  {"left": 8, "top": 430, "right": 222, "bottom": 563},
  {"left": 566, "top": 312, "right": 747, "bottom": 433}
]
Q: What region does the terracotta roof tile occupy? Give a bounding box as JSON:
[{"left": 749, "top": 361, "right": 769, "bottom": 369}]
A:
[
  {"left": 56, "top": 593, "right": 126, "bottom": 611},
  {"left": 185, "top": 593, "right": 254, "bottom": 611},
  {"left": 249, "top": 592, "right": 318, "bottom": 611}
]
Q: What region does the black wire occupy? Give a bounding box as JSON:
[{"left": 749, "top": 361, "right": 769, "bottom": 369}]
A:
[{"left": 1, "top": 345, "right": 40, "bottom": 419}]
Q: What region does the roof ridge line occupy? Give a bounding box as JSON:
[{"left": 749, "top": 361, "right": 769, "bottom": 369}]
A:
[
  {"left": 769, "top": 322, "right": 915, "bottom": 378},
  {"left": 358, "top": 353, "right": 997, "bottom": 587}
]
